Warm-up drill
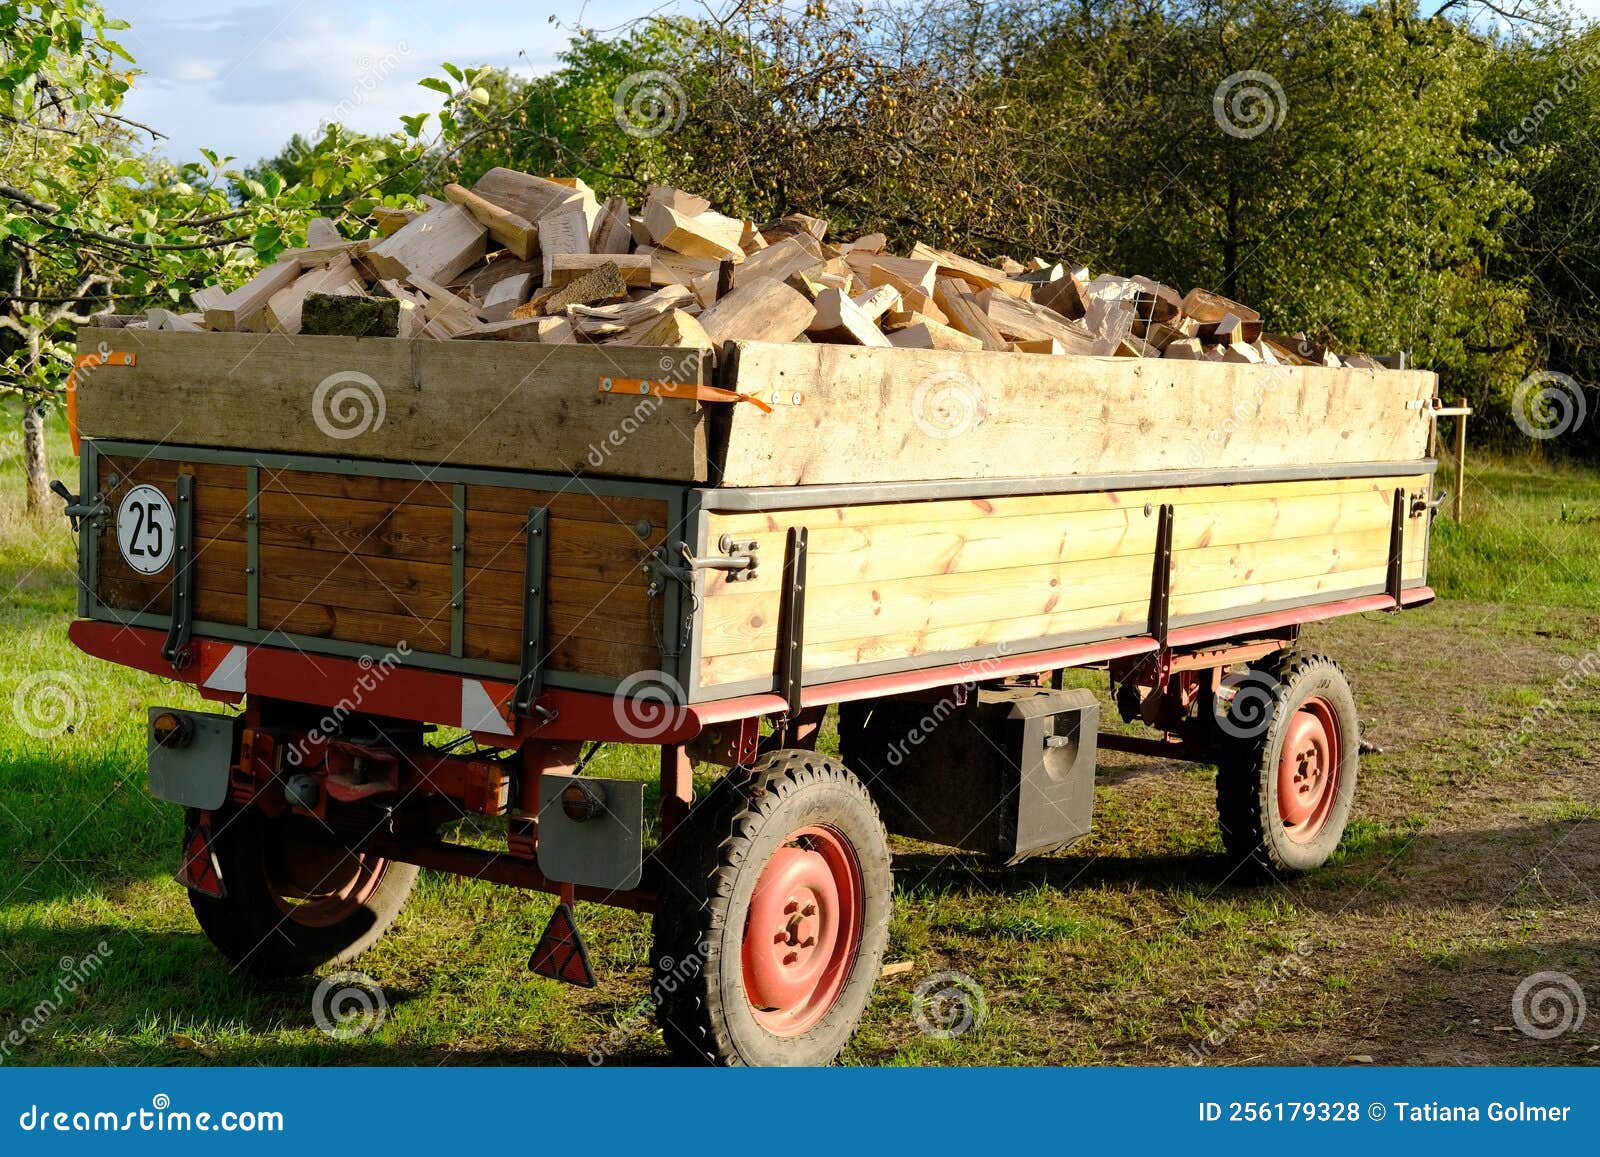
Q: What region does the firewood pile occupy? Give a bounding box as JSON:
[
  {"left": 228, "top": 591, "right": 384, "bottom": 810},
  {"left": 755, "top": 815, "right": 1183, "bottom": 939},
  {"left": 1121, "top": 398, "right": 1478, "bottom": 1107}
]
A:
[{"left": 135, "top": 169, "right": 1386, "bottom": 368}]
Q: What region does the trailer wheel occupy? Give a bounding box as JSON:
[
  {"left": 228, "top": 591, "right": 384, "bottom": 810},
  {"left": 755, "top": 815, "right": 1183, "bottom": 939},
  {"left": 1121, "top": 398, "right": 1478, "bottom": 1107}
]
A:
[
  {"left": 651, "top": 750, "right": 892, "bottom": 1066},
  {"left": 186, "top": 806, "right": 417, "bottom": 976},
  {"left": 1215, "top": 651, "right": 1359, "bottom": 875}
]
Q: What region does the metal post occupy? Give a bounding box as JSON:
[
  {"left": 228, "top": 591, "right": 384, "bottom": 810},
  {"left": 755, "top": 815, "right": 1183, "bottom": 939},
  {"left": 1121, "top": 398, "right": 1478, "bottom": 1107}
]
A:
[{"left": 1453, "top": 397, "right": 1467, "bottom": 523}]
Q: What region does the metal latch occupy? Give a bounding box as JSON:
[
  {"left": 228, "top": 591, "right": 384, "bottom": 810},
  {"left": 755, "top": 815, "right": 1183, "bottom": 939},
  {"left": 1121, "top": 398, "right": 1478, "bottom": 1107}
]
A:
[
  {"left": 676, "top": 535, "right": 760, "bottom": 582},
  {"left": 50, "top": 480, "right": 108, "bottom": 532},
  {"left": 1412, "top": 488, "right": 1447, "bottom": 517}
]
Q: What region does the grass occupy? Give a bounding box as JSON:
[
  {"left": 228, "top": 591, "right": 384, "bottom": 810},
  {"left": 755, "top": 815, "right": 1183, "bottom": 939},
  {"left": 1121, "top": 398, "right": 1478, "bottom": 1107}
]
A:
[{"left": 1, "top": 399, "right": 1596, "bottom": 1067}]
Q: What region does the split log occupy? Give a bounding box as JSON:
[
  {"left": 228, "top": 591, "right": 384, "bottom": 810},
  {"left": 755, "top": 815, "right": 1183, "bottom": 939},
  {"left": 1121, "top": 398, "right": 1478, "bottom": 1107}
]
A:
[
  {"left": 202, "top": 260, "right": 301, "bottom": 331},
  {"left": 697, "top": 278, "right": 815, "bottom": 351},
  {"left": 932, "top": 278, "right": 1009, "bottom": 352},
  {"left": 366, "top": 204, "right": 487, "bottom": 284},
  {"left": 444, "top": 182, "right": 537, "bottom": 260},
  {"left": 546, "top": 253, "right": 652, "bottom": 289}
]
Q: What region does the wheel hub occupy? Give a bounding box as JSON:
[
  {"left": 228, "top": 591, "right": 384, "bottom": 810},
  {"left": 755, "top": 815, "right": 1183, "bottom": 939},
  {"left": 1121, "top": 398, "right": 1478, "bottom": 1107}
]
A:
[
  {"left": 1277, "top": 697, "right": 1341, "bottom": 843},
  {"left": 743, "top": 826, "right": 862, "bottom": 1037}
]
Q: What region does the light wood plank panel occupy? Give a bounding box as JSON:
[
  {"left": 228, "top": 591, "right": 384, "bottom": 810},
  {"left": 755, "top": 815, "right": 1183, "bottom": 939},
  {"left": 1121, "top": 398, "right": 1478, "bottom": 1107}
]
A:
[
  {"left": 704, "top": 484, "right": 1416, "bottom": 596},
  {"left": 701, "top": 527, "right": 1424, "bottom": 658}
]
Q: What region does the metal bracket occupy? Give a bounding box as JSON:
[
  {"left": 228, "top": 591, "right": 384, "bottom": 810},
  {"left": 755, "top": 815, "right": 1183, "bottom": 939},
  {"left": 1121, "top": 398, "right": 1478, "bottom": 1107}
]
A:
[
  {"left": 1148, "top": 503, "right": 1174, "bottom": 647},
  {"left": 162, "top": 473, "right": 196, "bottom": 668},
  {"left": 1386, "top": 487, "right": 1406, "bottom": 606},
  {"left": 49, "top": 479, "right": 108, "bottom": 533},
  {"left": 677, "top": 534, "right": 760, "bottom": 582},
  {"left": 775, "top": 526, "right": 808, "bottom": 718},
  {"left": 512, "top": 506, "right": 550, "bottom": 717}
]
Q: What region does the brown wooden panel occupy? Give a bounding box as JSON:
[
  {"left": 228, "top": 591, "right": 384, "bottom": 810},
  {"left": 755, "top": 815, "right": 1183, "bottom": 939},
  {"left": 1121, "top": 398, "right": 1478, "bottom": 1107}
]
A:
[
  {"left": 262, "top": 470, "right": 454, "bottom": 509},
  {"left": 254, "top": 491, "right": 454, "bottom": 563},
  {"left": 257, "top": 596, "right": 452, "bottom": 655},
  {"left": 257, "top": 546, "right": 454, "bottom": 620},
  {"left": 468, "top": 484, "right": 670, "bottom": 528},
  {"left": 465, "top": 512, "right": 661, "bottom": 581}
]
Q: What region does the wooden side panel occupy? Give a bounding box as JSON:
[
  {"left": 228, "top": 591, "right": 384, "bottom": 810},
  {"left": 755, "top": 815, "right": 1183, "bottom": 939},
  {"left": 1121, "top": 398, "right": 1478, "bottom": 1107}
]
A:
[
  {"left": 461, "top": 485, "right": 667, "bottom": 677},
  {"left": 719, "top": 342, "right": 1437, "bottom": 486},
  {"left": 76, "top": 328, "right": 712, "bottom": 481},
  {"left": 94, "top": 452, "right": 670, "bottom": 681},
  {"left": 696, "top": 473, "right": 1431, "bottom": 689},
  {"left": 95, "top": 454, "right": 249, "bottom": 622}
]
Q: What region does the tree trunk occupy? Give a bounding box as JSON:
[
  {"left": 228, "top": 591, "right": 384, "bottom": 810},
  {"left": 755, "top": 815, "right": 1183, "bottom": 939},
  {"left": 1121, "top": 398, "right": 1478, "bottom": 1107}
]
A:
[{"left": 23, "top": 402, "right": 49, "bottom": 516}]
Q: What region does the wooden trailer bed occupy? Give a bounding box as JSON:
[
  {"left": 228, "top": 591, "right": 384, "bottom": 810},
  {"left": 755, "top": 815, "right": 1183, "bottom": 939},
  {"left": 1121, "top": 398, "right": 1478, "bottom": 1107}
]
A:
[{"left": 70, "top": 328, "right": 1439, "bottom": 713}]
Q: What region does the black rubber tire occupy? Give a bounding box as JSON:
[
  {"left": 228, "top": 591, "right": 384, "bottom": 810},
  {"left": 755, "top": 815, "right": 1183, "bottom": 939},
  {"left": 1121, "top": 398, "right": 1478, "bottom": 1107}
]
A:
[
  {"left": 185, "top": 806, "right": 418, "bottom": 977},
  {"left": 650, "top": 751, "right": 893, "bottom": 1066},
  {"left": 1214, "top": 650, "right": 1360, "bottom": 876}
]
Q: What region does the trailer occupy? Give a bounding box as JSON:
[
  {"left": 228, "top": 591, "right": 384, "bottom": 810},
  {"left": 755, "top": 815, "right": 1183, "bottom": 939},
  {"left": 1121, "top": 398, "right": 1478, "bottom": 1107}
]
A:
[{"left": 60, "top": 326, "right": 1441, "bottom": 1065}]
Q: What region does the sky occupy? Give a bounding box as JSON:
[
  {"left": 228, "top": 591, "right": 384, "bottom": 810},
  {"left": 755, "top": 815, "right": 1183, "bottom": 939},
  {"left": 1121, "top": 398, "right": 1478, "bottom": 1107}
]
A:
[
  {"left": 113, "top": 0, "right": 679, "bottom": 166},
  {"left": 112, "top": 0, "right": 1600, "bottom": 168}
]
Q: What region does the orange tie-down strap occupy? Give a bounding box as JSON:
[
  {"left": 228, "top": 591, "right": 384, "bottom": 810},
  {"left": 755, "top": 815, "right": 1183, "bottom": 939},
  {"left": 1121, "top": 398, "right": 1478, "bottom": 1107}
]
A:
[
  {"left": 66, "top": 349, "right": 136, "bottom": 453},
  {"left": 597, "top": 377, "right": 804, "bottom": 414}
]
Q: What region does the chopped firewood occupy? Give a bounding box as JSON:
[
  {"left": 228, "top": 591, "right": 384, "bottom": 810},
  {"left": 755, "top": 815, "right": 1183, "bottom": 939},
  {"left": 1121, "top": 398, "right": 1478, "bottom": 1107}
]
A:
[
  {"left": 864, "top": 254, "right": 936, "bottom": 295},
  {"left": 302, "top": 293, "right": 401, "bottom": 338},
  {"left": 1342, "top": 352, "right": 1381, "bottom": 370},
  {"left": 263, "top": 256, "right": 365, "bottom": 335},
  {"left": 1014, "top": 337, "right": 1066, "bottom": 355},
  {"left": 451, "top": 317, "right": 552, "bottom": 342},
  {"left": 146, "top": 308, "right": 202, "bottom": 332},
  {"left": 739, "top": 220, "right": 769, "bottom": 254},
  {"left": 852, "top": 285, "right": 901, "bottom": 322},
  {"left": 189, "top": 285, "right": 229, "bottom": 313},
  {"left": 644, "top": 199, "right": 746, "bottom": 262},
  {"left": 591, "top": 196, "right": 633, "bottom": 255},
  {"left": 697, "top": 277, "right": 815, "bottom": 352},
  {"left": 545, "top": 253, "right": 652, "bottom": 289},
  {"left": 859, "top": 260, "right": 945, "bottom": 323},
  {"left": 976, "top": 288, "right": 1095, "bottom": 352},
  {"left": 203, "top": 260, "right": 301, "bottom": 331},
  {"left": 737, "top": 237, "right": 828, "bottom": 286},
  {"left": 933, "top": 278, "right": 1009, "bottom": 352},
  {"left": 372, "top": 205, "right": 416, "bottom": 237},
  {"left": 649, "top": 186, "right": 711, "bottom": 217},
  {"left": 841, "top": 233, "right": 888, "bottom": 255},
  {"left": 408, "top": 275, "right": 490, "bottom": 322},
  {"left": 481, "top": 273, "right": 534, "bottom": 322},
  {"left": 305, "top": 218, "right": 342, "bottom": 248},
  {"left": 1035, "top": 271, "right": 1089, "bottom": 320},
  {"left": 1132, "top": 276, "right": 1183, "bottom": 325},
  {"left": 617, "top": 307, "right": 714, "bottom": 350},
  {"left": 1115, "top": 334, "right": 1156, "bottom": 357},
  {"left": 911, "top": 243, "right": 1033, "bottom": 299},
  {"left": 443, "top": 182, "right": 537, "bottom": 260},
  {"left": 759, "top": 213, "right": 829, "bottom": 245},
  {"left": 276, "top": 238, "right": 372, "bottom": 269},
  {"left": 996, "top": 256, "right": 1027, "bottom": 275},
  {"left": 366, "top": 204, "right": 487, "bottom": 284},
  {"left": 567, "top": 285, "right": 696, "bottom": 338},
  {"left": 1263, "top": 332, "right": 1320, "bottom": 366},
  {"left": 808, "top": 288, "right": 891, "bottom": 347},
  {"left": 472, "top": 167, "right": 585, "bottom": 224},
  {"left": 1221, "top": 341, "right": 1263, "bottom": 364},
  {"left": 537, "top": 207, "right": 591, "bottom": 261},
  {"left": 540, "top": 261, "right": 627, "bottom": 314},
  {"left": 1163, "top": 337, "right": 1204, "bottom": 359},
  {"left": 888, "top": 320, "right": 985, "bottom": 352}
]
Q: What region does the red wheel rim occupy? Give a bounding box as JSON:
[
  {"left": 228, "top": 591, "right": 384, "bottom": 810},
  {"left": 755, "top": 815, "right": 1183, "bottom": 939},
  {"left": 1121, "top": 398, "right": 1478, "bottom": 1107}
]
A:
[
  {"left": 264, "top": 821, "right": 389, "bottom": 928},
  {"left": 1277, "top": 697, "right": 1341, "bottom": 844},
  {"left": 742, "top": 825, "right": 863, "bottom": 1037}
]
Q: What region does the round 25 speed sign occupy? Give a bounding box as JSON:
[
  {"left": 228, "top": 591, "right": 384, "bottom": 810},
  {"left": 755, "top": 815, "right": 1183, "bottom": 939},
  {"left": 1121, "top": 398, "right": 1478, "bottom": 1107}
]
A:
[{"left": 116, "top": 484, "right": 177, "bottom": 574}]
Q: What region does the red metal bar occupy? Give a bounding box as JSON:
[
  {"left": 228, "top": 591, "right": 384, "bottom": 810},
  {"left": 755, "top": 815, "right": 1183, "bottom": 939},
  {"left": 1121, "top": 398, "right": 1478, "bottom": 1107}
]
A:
[
  {"left": 1165, "top": 588, "right": 1433, "bottom": 650},
  {"left": 365, "top": 837, "right": 657, "bottom": 913}
]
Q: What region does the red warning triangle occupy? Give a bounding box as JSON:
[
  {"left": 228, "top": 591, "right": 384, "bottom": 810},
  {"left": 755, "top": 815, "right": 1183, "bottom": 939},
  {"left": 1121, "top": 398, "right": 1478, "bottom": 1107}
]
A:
[
  {"left": 177, "top": 824, "right": 225, "bottom": 898},
  {"left": 528, "top": 902, "right": 596, "bottom": 987}
]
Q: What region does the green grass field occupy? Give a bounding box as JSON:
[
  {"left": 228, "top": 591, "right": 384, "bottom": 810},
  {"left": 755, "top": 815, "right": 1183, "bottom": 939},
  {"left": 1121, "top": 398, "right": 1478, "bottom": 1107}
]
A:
[{"left": 2, "top": 402, "right": 1596, "bottom": 1066}]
